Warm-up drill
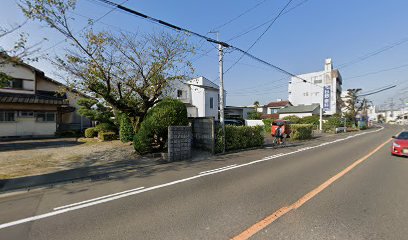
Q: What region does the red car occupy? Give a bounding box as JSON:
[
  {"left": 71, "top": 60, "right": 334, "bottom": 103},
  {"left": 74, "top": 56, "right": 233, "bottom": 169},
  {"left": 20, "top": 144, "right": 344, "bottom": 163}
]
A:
[{"left": 391, "top": 131, "right": 408, "bottom": 156}]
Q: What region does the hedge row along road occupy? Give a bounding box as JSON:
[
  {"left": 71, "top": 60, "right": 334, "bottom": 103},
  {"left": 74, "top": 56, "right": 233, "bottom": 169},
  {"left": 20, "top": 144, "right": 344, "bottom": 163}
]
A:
[{"left": 1, "top": 125, "right": 407, "bottom": 240}]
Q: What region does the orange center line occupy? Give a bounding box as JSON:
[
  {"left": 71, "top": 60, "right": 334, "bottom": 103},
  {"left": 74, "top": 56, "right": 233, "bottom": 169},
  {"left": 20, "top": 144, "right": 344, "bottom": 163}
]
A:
[{"left": 231, "top": 138, "right": 392, "bottom": 240}]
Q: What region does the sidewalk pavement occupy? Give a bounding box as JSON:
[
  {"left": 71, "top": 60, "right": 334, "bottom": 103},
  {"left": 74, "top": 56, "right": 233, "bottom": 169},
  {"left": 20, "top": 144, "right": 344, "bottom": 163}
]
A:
[{"left": 0, "top": 129, "right": 368, "bottom": 193}]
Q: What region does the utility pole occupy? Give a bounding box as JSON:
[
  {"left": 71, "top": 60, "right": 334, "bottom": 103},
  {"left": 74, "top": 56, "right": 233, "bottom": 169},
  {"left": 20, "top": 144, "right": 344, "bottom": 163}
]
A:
[{"left": 210, "top": 31, "right": 225, "bottom": 153}]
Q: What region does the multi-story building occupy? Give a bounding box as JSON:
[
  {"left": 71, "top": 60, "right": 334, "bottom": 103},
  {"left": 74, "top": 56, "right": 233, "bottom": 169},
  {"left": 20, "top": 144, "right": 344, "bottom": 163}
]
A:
[
  {"left": 0, "top": 59, "right": 91, "bottom": 138},
  {"left": 169, "top": 76, "right": 224, "bottom": 120},
  {"left": 288, "top": 58, "right": 342, "bottom": 115}
]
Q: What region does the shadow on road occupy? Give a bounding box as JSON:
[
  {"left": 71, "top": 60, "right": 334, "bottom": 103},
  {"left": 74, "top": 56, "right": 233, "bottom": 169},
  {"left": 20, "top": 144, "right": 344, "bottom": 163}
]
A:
[{"left": 0, "top": 138, "right": 83, "bottom": 152}]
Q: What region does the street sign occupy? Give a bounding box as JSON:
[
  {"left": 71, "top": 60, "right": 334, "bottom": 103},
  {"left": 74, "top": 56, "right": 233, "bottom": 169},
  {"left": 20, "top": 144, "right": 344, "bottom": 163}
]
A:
[{"left": 323, "top": 86, "right": 331, "bottom": 111}]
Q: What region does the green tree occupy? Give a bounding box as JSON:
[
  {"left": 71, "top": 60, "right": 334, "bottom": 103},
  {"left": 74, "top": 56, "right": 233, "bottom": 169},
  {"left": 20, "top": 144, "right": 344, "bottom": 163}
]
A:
[
  {"left": 134, "top": 99, "right": 188, "bottom": 154},
  {"left": 247, "top": 111, "right": 262, "bottom": 120},
  {"left": 119, "top": 114, "right": 134, "bottom": 143},
  {"left": 343, "top": 88, "right": 362, "bottom": 126},
  {"left": 20, "top": 0, "right": 194, "bottom": 130},
  {"left": 77, "top": 98, "right": 115, "bottom": 125}
]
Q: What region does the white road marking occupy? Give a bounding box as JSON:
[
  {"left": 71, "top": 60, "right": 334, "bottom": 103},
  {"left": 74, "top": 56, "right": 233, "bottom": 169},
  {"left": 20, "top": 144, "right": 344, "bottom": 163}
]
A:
[
  {"left": 53, "top": 187, "right": 145, "bottom": 211},
  {"left": 199, "top": 165, "right": 238, "bottom": 174},
  {"left": 0, "top": 127, "right": 384, "bottom": 230}
]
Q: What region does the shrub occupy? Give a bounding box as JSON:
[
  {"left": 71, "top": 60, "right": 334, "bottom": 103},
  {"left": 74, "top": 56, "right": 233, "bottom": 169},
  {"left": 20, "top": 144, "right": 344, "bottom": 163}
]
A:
[
  {"left": 299, "top": 115, "right": 320, "bottom": 126},
  {"left": 133, "top": 127, "right": 153, "bottom": 154},
  {"left": 282, "top": 115, "right": 301, "bottom": 124},
  {"left": 215, "top": 125, "right": 264, "bottom": 153},
  {"left": 133, "top": 99, "right": 188, "bottom": 154},
  {"left": 98, "top": 131, "right": 117, "bottom": 141},
  {"left": 262, "top": 119, "right": 274, "bottom": 133},
  {"left": 95, "top": 122, "right": 117, "bottom": 133},
  {"left": 84, "top": 127, "right": 97, "bottom": 138},
  {"left": 290, "top": 124, "right": 313, "bottom": 140},
  {"left": 247, "top": 111, "right": 262, "bottom": 120},
  {"left": 119, "top": 114, "right": 134, "bottom": 142},
  {"left": 323, "top": 116, "right": 343, "bottom": 133}
]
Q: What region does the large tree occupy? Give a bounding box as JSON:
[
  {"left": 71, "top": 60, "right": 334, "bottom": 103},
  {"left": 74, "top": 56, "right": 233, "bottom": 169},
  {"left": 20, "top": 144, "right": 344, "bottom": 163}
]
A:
[
  {"left": 20, "top": 0, "right": 194, "bottom": 129},
  {"left": 343, "top": 88, "right": 370, "bottom": 125}
]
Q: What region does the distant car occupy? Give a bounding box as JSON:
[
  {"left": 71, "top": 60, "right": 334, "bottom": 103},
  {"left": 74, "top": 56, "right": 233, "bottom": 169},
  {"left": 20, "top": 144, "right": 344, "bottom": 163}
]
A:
[
  {"left": 224, "top": 119, "right": 244, "bottom": 126},
  {"left": 391, "top": 131, "right": 408, "bottom": 156}
]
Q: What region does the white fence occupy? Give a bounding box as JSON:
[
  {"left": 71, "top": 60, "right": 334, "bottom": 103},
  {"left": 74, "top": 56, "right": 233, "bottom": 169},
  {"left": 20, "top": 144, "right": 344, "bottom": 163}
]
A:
[{"left": 245, "top": 120, "right": 264, "bottom": 127}]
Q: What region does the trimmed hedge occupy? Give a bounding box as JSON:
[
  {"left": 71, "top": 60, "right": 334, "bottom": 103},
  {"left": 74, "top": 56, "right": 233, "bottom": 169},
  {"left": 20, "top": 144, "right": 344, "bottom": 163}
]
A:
[
  {"left": 323, "top": 116, "right": 343, "bottom": 133},
  {"left": 262, "top": 119, "right": 274, "bottom": 133},
  {"left": 215, "top": 125, "right": 264, "bottom": 153},
  {"left": 290, "top": 124, "right": 313, "bottom": 140},
  {"left": 134, "top": 99, "right": 188, "bottom": 154},
  {"left": 98, "top": 131, "right": 117, "bottom": 141},
  {"left": 95, "top": 122, "right": 117, "bottom": 133},
  {"left": 119, "top": 114, "right": 134, "bottom": 142},
  {"left": 282, "top": 115, "right": 301, "bottom": 124},
  {"left": 84, "top": 127, "right": 97, "bottom": 138}
]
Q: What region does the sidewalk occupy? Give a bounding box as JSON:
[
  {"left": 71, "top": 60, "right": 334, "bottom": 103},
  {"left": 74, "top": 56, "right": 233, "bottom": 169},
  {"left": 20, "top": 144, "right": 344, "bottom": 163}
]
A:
[{"left": 0, "top": 129, "right": 370, "bottom": 193}]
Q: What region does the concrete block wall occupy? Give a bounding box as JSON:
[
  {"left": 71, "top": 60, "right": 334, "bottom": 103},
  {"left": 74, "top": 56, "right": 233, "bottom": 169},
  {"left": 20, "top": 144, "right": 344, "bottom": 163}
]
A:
[
  {"left": 190, "top": 117, "right": 215, "bottom": 154},
  {"left": 168, "top": 126, "right": 192, "bottom": 162}
]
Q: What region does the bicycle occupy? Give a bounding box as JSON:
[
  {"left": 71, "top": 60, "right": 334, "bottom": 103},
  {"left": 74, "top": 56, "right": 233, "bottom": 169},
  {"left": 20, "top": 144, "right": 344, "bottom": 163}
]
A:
[{"left": 272, "top": 134, "right": 287, "bottom": 147}]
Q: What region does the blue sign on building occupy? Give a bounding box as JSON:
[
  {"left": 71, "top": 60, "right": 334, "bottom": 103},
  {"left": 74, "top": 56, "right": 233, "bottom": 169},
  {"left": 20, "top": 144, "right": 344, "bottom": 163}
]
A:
[{"left": 323, "top": 86, "right": 331, "bottom": 111}]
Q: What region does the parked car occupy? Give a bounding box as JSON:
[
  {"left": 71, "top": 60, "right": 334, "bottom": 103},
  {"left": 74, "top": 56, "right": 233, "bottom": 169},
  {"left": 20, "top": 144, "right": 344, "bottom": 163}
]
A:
[
  {"left": 391, "top": 131, "right": 408, "bottom": 156},
  {"left": 224, "top": 119, "right": 245, "bottom": 126}
]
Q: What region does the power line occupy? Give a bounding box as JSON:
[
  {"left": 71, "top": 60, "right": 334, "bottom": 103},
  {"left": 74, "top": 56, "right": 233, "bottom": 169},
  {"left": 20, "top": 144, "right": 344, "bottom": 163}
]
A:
[
  {"left": 227, "top": 0, "right": 310, "bottom": 42},
  {"left": 337, "top": 36, "right": 408, "bottom": 69},
  {"left": 190, "top": 0, "right": 311, "bottom": 68},
  {"left": 223, "top": 0, "right": 294, "bottom": 76},
  {"left": 357, "top": 85, "right": 396, "bottom": 97},
  {"left": 211, "top": 0, "right": 269, "bottom": 31},
  {"left": 93, "top": 0, "right": 330, "bottom": 94},
  {"left": 35, "top": 0, "right": 129, "bottom": 56},
  {"left": 346, "top": 63, "right": 408, "bottom": 79}
]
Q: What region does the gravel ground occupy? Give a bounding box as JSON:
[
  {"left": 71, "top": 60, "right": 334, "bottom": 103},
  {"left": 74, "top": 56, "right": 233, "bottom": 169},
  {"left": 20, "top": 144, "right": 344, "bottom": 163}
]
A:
[{"left": 0, "top": 138, "right": 139, "bottom": 179}]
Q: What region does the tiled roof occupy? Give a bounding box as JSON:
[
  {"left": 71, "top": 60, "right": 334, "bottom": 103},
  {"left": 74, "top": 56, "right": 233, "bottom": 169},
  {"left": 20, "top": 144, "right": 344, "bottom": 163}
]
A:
[
  {"left": 261, "top": 114, "right": 279, "bottom": 119},
  {"left": 0, "top": 91, "right": 67, "bottom": 105},
  {"left": 266, "top": 100, "right": 291, "bottom": 108},
  {"left": 278, "top": 104, "right": 320, "bottom": 114}
]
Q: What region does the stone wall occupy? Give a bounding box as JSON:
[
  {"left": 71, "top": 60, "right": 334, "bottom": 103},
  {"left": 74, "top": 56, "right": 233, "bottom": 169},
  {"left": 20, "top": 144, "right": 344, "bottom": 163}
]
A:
[
  {"left": 168, "top": 126, "right": 192, "bottom": 162},
  {"left": 189, "top": 117, "right": 215, "bottom": 154}
]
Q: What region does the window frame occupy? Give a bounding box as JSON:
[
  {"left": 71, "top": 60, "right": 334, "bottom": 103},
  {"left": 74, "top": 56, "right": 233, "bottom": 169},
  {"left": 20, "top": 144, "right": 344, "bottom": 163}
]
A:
[
  {"left": 209, "top": 97, "right": 214, "bottom": 109},
  {"left": 35, "top": 112, "right": 56, "bottom": 123},
  {"left": 0, "top": 111, "right": 16, "bottom": 122}
]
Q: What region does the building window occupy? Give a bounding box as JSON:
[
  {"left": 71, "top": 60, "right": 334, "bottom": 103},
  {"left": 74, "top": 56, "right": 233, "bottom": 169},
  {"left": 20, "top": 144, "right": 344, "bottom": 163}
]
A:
[
  {"left": 0, "top": 111, "right": 16, "bottom": 122},
  {"left": 177, "top": 90, "right": 183, "bottom": 98},
  {"left": 5, "top": 79, "right": 24, "bottom": 89},
  {"left": 311, "top": 76, "right": 322, "bottom": 84},
  {"left": 210, "top": 97, "right": 214, "bottom": 109},
  {"left": 36, "top": 112, "right": 56, "bottom": 122},
  {"left": 19, "top": 111, "right": 34, "bottom": 118}
]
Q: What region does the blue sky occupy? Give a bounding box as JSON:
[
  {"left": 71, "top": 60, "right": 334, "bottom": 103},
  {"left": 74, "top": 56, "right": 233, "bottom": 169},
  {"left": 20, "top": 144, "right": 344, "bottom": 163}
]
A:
[{"left": 1, "top": 0, "right": 408, "bottom": 108}]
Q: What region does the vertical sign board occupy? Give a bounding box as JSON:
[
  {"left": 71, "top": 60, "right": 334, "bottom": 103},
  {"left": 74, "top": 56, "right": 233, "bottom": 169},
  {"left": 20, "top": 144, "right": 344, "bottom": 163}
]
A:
[{"left": 323, "top": 86, "right": 331, "bottom": 111}]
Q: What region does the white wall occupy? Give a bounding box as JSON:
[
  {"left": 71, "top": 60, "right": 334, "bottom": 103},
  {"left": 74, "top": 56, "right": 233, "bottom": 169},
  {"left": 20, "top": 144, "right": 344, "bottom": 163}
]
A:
[
  {"left": 0, "top": 62, "right": 36, "bottom": 94},
  {"left": 204, "top": 89, "right": 219, "bottom": 120},
  {"left": 288, "top": 60, "right": 341, "bottom": 116},
  {"left": 245, "top": 120, "right": 264, "bottom": 126},
  {"left": 0, "top": 116, "right": 56, "bottom": 137}
]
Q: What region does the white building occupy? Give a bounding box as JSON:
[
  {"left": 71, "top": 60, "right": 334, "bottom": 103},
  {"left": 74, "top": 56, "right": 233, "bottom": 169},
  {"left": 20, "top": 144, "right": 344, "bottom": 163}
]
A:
[
  {"left": 170, "top": 77, "right": 223, "bottom": 120},
  {"left": 225, "top": 106, "right": 254, "bottom": 120},
  {"left": 0, "top": 59, "right": 91, "bottom": 138},
  {"left": 288, "top": 58, "right": 342, "bottom": 115}
]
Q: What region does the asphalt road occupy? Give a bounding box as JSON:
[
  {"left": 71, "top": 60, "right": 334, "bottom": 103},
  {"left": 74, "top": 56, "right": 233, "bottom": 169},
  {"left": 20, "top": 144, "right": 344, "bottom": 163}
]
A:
[{"left": 0, "top": 124, "right": 406, "bottom": 240}]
